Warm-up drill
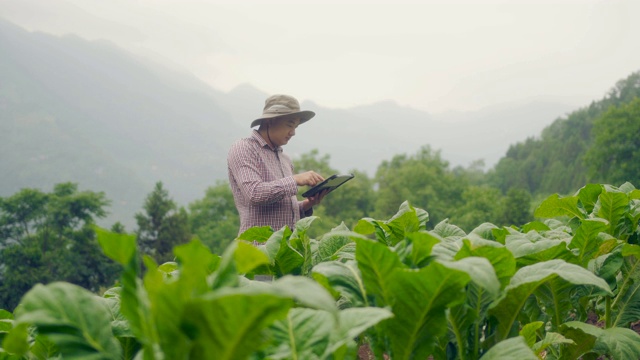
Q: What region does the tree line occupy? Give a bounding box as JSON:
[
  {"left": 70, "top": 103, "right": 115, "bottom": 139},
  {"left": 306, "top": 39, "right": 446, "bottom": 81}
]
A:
[{"left": 1, "top": 71, "right": 639, "bottom": 312}]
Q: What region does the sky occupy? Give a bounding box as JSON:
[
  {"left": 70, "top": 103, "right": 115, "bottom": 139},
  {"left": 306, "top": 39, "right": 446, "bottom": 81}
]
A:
[{"left": 1, "top": 0, "right": 639, "bottom": 113}]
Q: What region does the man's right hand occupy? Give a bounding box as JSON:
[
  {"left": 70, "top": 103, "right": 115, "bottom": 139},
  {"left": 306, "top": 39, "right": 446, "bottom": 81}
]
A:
[{"left": 293, "top": 171, "right": 324, "bottom": 186}]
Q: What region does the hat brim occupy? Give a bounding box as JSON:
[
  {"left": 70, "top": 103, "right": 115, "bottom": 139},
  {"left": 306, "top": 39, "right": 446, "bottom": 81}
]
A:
[{"left": 250, "top": 110, "right": 315, "bottom": 128}]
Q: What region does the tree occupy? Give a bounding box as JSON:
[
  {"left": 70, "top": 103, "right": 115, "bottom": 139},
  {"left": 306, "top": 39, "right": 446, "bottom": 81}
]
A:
[
  {"left": 0, "top": 183, "right": 116, "bottom": 311},
  {"left": 584, "top": 98, "right": 640, "bottom": 185},
  {"left": 374, "top": 145, "right": 466, "bottom": 227},
  {"left": 501, "top": 187, "right": 532, "bottom": 227},
  {"left": 452, "top": 185, "right": 503, "bottom": 232},
  {"left": 135, "top": 182, "right": 192, "bottom": 264},
  {"left": 188, "top": 180, "right": 239, "bottom": 255}
]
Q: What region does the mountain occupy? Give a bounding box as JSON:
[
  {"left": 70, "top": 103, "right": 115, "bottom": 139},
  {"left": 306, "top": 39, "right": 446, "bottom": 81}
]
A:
[
  {"left": 0, "top": 18, "right": 582, "bottom": 228},
  {"left": 0, "top": 19, "right": 245, "bottom": 229}
]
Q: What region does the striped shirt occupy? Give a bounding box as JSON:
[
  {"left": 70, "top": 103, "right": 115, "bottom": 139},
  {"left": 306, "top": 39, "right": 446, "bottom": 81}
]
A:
[{"left": 227, "top": 130, "right": 311, "bottom": 235}]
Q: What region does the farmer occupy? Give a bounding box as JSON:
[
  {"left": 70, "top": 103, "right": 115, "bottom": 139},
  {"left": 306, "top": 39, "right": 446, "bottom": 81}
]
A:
[{"left": 227, "top": 94, "right": 328, "bottom": 236}]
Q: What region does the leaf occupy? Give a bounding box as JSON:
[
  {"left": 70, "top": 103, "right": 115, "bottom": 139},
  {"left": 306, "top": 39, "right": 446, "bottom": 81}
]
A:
[
  {"left": 383, "top": 262, "right": 471, "bottom": 360},
  {"left": 610, "top": 254, "right": 640, "bottom": 328},
  {"left": 534, "top": 193, "right": 585, "bottom": 219},
  {"left": 406, "top": 231, "right": 442, "bottom": 268},
  {"left": 315, "top": 230, "right": 362, "bottom": 264},
  {"left": 15, "top": 282, "right": 121, "bottom": 359},
  {"left": 577, "top": 184, "right": 603, "bottom": 214},
  {"left": 326, "top": 307, "right": 394, "bottom": 358},
  {"left": 480, "top": 336, "right": 538, "bottom": 360},
  {"left": 270, "top": 276, "right": 338, "bottom": 315},
  {"left": 1, "top": 322, "right": 29, "bottom": 357},
  {"left": 234, "top": 241, "right": 270, "bottom": 274},
  {"left": 355, "top": 238, "right": 405, "bottom": 307},
  {"left": 505, "top": 231, "right": 575, "bottom": 267},
  {"left": 236, "top": 226, "right": 273, "bottom": 243},
  {"left": 561, "top": 321, "right": 640, "bottom": 359},
  {"left": 432, "top": 219, "right": 466, "bottom": 240},
  {"left": 94, "top": 226, "right": 137, "bottom": 265},
  {"left": 267, "top": 308, "right": 333, "bottom": 360},
  {"left": 569, "top": 219, "right": 609, "bottom": 267},
  {"left": 532, "top": 332, "right": 575, "bottom": 355},
  {"left": 489, "top": 260, "right": 612, "bottom": 341},
  {"left": 312, "top": 260, "right": 367, "bottom": 307},
  {"left": 183, "top": 290, "right": 292, "bottom": 360},
  {"left": 519, "top": 321, "right": 544, "bottom": 347},
  {"left": 596, "top": 190, "right": 629, "bottom": 237}
]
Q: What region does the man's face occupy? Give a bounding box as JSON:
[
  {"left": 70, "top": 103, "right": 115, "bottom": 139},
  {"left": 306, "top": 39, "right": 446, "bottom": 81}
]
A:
[{"left": 269, "top": 117, "right": 301, "bottom": 147}]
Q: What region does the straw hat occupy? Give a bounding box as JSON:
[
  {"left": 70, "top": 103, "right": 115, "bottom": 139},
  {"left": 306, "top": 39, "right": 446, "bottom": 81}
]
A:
[{"left": 250, "top": 94, "right": 315, "bottom": 128}]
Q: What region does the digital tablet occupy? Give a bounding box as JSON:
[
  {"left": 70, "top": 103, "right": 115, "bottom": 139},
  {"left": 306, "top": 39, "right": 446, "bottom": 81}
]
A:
[{"left": 301, "top": 174, "right": 355, "bottom": 198}]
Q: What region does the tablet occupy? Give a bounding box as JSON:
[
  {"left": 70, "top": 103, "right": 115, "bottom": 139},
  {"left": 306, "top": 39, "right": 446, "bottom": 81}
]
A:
[{"left": 301, "top": 174, "right": 354, "bottom": 198}]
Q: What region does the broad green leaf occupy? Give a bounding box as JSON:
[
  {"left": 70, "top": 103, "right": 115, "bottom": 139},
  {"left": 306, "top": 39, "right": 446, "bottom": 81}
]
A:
[
  {"left": 610, "top": 254, "right": 640, "bottom": 327},
  {"left": 406, "top": 231, "right": 442, "bottom": 268},
  {"left": 440, "top": 257, "right": 500, "bottom": 298},
  {"left": 183, "top": 290, "right": 292, "bottom": 360},
  {"left": 234, "top": 240, "right": 270, "bottom": 274},
  {"left": 489, "top": 260, "right": 612, "bottom": 341},
  {"left": 561, "top": 321, "right": 640, "bottom": 359},
  {"left": 578, "top": 184, "right": 603, "bottom": 214},
  {"left": 534, "top": 193, "right": 585, "bottom": 219},
  {"left": 519, "top": 321, "right": 544, "bottom": 347},
  {"left": 505, "top": 232, "right": 575, "bottom": 267},
  {"left": 326, "top": 307, "right": 394, "bottom": 358},
  {"left": 270, "top": 276, "right": 338, "bottom": 315},
  {"left": 1, "top": 322, "right": 29, "bottom": 357},
  {"left": 355, "top": 238, "right": 404, "bottom": 306},
  {"left": 470, "top": 222, "right": 499, "bottom": 240},
  {"left": 385, "top": 201, "right": 423, "bottom": 245},
  {"left": 236, "top": 226, "right": 273, "bottom": 243},
  {"left": 456, "top": 239, "right": 516, "bottom": 289},
  {"left": 210, "top": 241, "right": 240, "bottom": 289},
  {"left": 569, "top": 219, "right": 609, "bottom": 267},
  {"left": 0, "top": 311, "right": 11, "bottom": 333},
  {"left": 312, "top": 260, "right": 367, "bottom": 307},
  {"left": 480, "top": 336, "right": 537, "bottom": 360},
  {"left": 15, "top": 282, "right": 121, "bottom": 359},
  {"left": 315, "top": 228, "right": 359, "bottom": 263},
  {"left": 521, "top": 221, "right": 550, "bottom": 233},
  {"left": 94, "top": 226, "right": 137, "bottom": 265},
  {"left": 267, "top": 308, "right": 333, "bottom": 360},
  {"left": 384, "top": 262, "right": 471, "bottom": 360},
  {"left": 432, "top": 219, "right": 466, "bottom": 240},
  {"left": 596, "top": 190, "right": 629, "bottom": 237},
  {"left": 532, "top": 331, "right": 574, "bottom": 356}
]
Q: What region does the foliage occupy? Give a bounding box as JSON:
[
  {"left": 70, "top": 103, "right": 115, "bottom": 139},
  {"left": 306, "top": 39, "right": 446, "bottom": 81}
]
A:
[
  {"left": 489, "top": 71, "right": 640, "bottom": 196},
  {"left": 584, "top": 97, "right": 640, "bottom": 185},
  {"left": 2, "top": 181, "right": 639, "bottom": 359},
  {"left": 188, "top": 180, "right": 239, "bottom": 255},
  {"left": 0, "top": 183, "right": 118, "bottom": 311},
  {"left": 135, "top": 181, "right": 191, "bottom": 264}
]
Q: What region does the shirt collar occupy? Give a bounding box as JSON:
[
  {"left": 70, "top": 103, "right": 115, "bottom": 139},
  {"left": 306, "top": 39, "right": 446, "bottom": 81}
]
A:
[{"left": 251, "top": 129, "right": 282, "bottom": 152}]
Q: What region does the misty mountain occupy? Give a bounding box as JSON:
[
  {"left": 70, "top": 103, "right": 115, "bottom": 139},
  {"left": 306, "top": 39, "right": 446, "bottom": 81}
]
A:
[{"left": 0, "top": 18, "right": 578, "bottom": 228}]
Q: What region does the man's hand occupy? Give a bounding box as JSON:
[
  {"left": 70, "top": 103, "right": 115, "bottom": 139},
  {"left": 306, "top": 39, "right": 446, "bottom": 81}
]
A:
[
  {"left": 302, "top": 189, "right": 329, "bottom": 211},
  {"left": 293, "top": 171, "right": 324, "bottom": 186}
]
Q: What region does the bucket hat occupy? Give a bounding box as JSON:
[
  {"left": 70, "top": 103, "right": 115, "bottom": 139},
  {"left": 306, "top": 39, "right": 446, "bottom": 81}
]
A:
[{"left": 250, "top": 94, "right": 315, "bottom": 128}]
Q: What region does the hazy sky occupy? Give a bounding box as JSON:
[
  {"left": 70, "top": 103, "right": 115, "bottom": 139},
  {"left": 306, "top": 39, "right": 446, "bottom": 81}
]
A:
[{"left": 1, "top": 0, "right": 638, "bottom": 113}]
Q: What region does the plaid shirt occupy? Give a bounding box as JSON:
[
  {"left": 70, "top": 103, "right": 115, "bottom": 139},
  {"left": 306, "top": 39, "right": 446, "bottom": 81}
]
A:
[{"left": 227, "top": 130, "right": 311, "bottom": 235}]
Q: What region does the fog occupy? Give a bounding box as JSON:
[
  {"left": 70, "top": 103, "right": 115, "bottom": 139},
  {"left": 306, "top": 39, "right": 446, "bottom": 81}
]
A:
[{"left": 1, "top": 0, "right": 638, "bottom": 113}]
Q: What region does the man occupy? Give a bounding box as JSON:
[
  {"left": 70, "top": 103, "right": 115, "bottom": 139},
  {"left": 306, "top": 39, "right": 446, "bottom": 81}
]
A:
[{"left": 227, "top": 94, "right": 327, "bottom": 235}]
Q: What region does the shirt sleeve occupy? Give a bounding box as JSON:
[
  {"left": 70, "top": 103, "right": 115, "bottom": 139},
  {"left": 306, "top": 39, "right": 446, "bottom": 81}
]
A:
[{"left": 228, "top": 142, "right": 298, "bottom": 205}]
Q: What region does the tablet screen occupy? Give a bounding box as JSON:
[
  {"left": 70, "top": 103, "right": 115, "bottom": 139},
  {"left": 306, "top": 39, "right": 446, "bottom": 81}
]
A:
[{"left": 301, "top": 174, "right": 354, "bottom": 198}]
